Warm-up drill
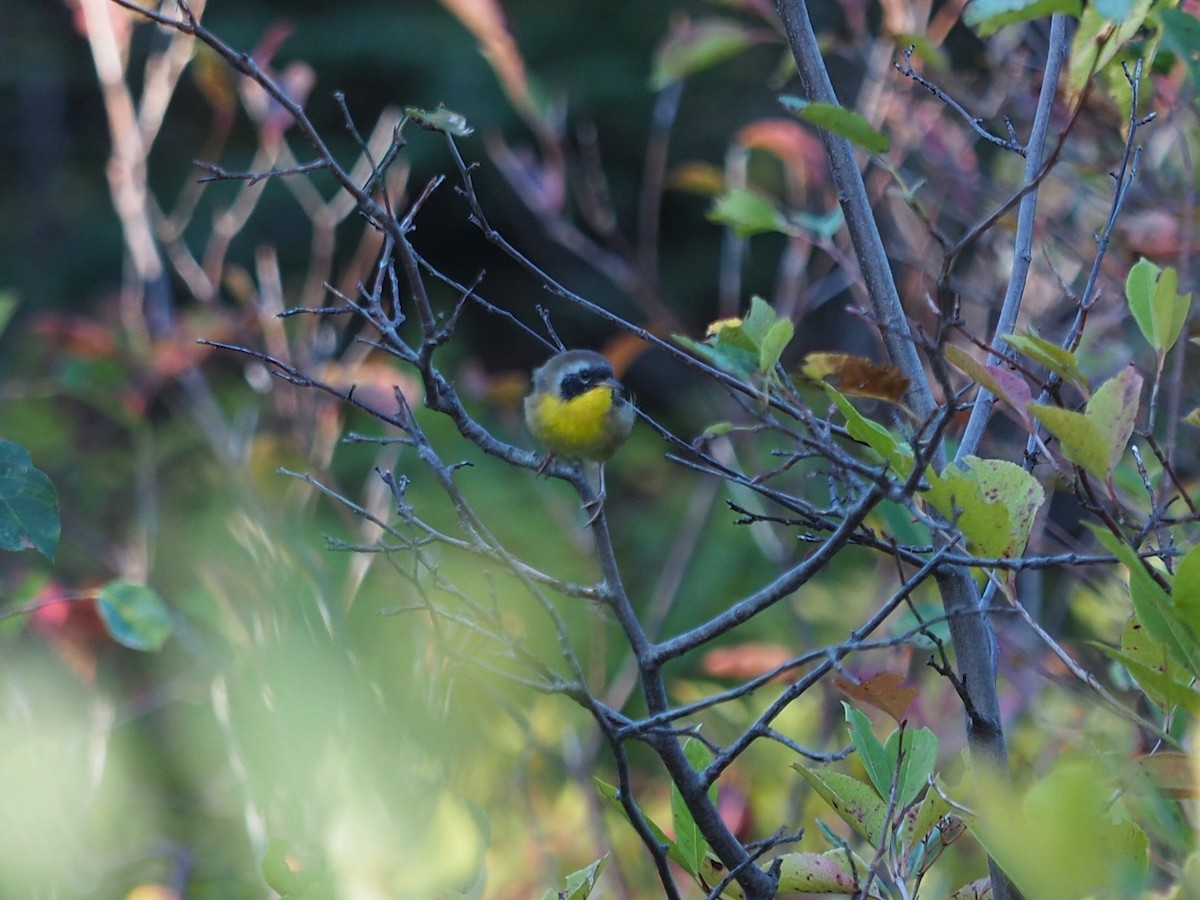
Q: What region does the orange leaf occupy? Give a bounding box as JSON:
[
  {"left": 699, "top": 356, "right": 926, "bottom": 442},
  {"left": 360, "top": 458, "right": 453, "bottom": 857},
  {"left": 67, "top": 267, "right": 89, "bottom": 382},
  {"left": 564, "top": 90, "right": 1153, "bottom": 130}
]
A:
[
  {"left": 32, "top": 312, "right": 123, "bottom": 357},
  {"left": 802, "top": 352, "right": 910, "bottom": 405},
  {"left": 736, "top": 118, "right": 827, "bottom": 193},
  {"left": 602, "top": 333, "right": 651, "bottom": 381},
  {"left": 438, "top": 0, "right": 540, "bottom": 127},
  {"left": 702, "top": 642, "right": 793, "bottom": 681},
  {"left": 320, "top": 359, "right": 425, "bottom": 412},
  {"left": 832, "top": 672, "right": 918, "bottom": 723},
  {"left": 667, "top": 161, "right": 726, "bottom": 197}
]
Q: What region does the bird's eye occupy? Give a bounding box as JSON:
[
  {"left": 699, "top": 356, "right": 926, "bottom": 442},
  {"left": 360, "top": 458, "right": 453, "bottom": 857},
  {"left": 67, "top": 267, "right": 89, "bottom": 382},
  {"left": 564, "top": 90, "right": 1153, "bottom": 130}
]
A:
[
  {"left": 578, "top": 366, "right": 607, "bottom": 386},
  {"left": 559, "top": 364, "right": 611, "bottom": 400}
]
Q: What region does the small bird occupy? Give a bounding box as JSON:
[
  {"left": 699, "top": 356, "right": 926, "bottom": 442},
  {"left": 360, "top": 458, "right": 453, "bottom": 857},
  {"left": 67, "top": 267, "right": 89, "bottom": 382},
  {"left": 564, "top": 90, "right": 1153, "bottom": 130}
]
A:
[{"left": 524, "top": 349, "right": 636, "bottom": 516}]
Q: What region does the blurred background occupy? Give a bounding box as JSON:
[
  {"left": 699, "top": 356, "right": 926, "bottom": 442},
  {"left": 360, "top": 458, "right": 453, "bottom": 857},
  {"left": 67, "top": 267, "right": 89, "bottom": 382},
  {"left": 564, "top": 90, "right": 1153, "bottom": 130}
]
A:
[{"left": 1, "top": 1, "right": 1196, "bottom": 897}]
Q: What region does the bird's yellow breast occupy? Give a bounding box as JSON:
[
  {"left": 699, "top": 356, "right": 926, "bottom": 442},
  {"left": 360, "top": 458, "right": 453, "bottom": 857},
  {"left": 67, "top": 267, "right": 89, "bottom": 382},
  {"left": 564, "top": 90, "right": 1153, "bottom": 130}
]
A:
[{"left": 529, "top": 385, "right": 618, "bottom": 460}]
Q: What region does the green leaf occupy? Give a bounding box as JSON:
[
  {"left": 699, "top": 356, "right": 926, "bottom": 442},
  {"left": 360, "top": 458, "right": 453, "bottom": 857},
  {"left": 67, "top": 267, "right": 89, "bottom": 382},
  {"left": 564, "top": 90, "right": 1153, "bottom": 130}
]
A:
[
  {"left": 1001, "top": 331, "right": 1089, "bottom": 393},
  {"left": 1029, "top": 366, "right": 1142, "bottom": 482},
  {"left": 593, "top": 779, "right": 688, "bottom": 871},
  {"left": 1126, "top": 258, "right": 1191, "bottom": 363},
  {"left": 1171, "top": 542, "right": 1200, "bottom": 643},
  {"left": 779, "top": 96, "right": 890, "bottom": 154},
  {"left": 1094, "top": 0, "right": 1135, "bottom": 20},
  {"left": 540, "top": 857, "right": 608, "bottom": 900},
  {"left": 670, "top": 738, "right": 716, "bottom": 876},
  {"left": 678, "top": 297, "right": 794, "bottom": 381},
  {"left": 96, "top": 580, "right": 172, "bottom": 652},
  {"left": 759, "top": 319, "right": 795, "bottom": 373},
  {"left": 884, "top": 725, "right": 939, "bottom": 810},
  {"left": 684, "top": 738, "right": 717, "bottom": 803},
  {"left": 1160, "top": 7, "right": 1200, "bottom": 97},
  {"left": 775, "top": 851, "right": 857, "bottom": 893},
  {"left": 1078, "top": 365, "right": 1142, "bottom": 465},
  {"left": 793, "top": 763, "right": 888, "bottom": 846},
  {"left": 899, "top": 787, "right": 953, "bottom": 856},
  {"left": 740, "top": 295, "right": 781, "bottom": 347},
  {"left": 792, "top": 207, "right": 845, "bottom": 240},
  {"left": 1068, "top": 0, "right": 1154, "bottom": 100},
  {"left": 651, "top": 18, "right": 761, "bottom": 89},
  {"left": 845, "top": 705, "right": 938, "bottom": 813},
  {"left": 0, "top": 439, "right": 60, "bottom": 559},
  {"left": 823, "top": 384, "right": 915, "bottom": 477},
  {"left": 923, "top": 456, "right": 1045, "bottom": 559},
  {"left": 844, "top": 703, "right": 893, "bottom": 801},
  {"left": 872, "top": 498, "right": 931, "bottom": 547},
  {"left": 675, "top": 333, "right": 758, "bottom": 382},
  {"left": 1096, "top": 638, "right": 1200, "bottom": 716},
  {"left": 262, "top": 838, "right": 308, "bottom": 896},
  {"left": 259, "top": 837, "right": 336, "bottom": 897},
  {"left": 700, "top": 422, "right": 738, "bottom": 439},
  {"left": 404, "top": 105, "right": 473, "bottom": 136},
  {"left": 1089, "top": 526, "right": 1200, "bottom": 677},
  {"left": 969, "top": 755, "right": 1150, "bottom": 899},
  {"left": 1090, "top": 528, "right": 1171, "bottom": 635},
  {"left": 0, "top": 291, "right": 17, "bottom": 340},
  {"left": 707, "top": 188, "right": 788, "bottom": 237},
  {"left": 963, "top": 0, "right": 1082, "bottom": 37},
  {"left": 697, "top": 854, "right": 756, "bottom": 899}
]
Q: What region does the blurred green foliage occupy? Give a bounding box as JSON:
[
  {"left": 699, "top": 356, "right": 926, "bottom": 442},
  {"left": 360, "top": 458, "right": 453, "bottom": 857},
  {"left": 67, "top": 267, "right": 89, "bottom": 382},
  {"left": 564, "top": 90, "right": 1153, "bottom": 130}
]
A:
[{"left": 4, "top": 1, "right": 1200, "bottom": 897}]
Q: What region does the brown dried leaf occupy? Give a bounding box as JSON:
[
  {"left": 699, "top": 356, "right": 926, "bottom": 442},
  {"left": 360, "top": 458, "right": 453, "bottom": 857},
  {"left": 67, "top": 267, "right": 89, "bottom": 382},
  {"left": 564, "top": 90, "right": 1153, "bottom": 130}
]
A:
[
  {"left": 802, "top": 352, "right": 910, "bottom": 405},
  {"left": 832, "top": 672, "right": 918, "bottom": 723},
  {"left": 1126, "top": 753, "right": 1198, "bottom": 800}
]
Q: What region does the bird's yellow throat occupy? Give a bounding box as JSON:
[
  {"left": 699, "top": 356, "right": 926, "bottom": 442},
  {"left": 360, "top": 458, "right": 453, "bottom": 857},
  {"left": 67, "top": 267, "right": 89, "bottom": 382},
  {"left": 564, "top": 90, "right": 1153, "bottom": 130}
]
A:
[{"left": 531, "top": 384, "right": 616, "bottom": 459}]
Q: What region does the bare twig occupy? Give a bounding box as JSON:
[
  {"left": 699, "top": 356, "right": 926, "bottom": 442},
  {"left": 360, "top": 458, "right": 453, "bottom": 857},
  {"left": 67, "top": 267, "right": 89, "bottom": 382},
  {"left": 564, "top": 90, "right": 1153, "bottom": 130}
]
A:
[
  {"left": 895, "top": 45, "right": 1026, "bottom": 156},
  {"left": 193, "top": 158, "right": 330, "bottom": 184}
]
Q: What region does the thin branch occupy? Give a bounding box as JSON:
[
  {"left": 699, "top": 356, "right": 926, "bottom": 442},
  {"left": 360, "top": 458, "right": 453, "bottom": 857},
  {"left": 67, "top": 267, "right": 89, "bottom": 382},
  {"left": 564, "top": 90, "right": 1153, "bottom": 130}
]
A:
[
  {"left": 895, "top": 45, "right": 1026, "bottom": 155},
  {"left": 651, "top": 482, "right": 887, "bottom": 663},
  {"left": 702, "top": 544, "right": 965, "bottom": 784},
  {"left": 954, "top": 13, "right": 1070, "bottom": 462},
  {"left": 193, "top": 157, "right": 330, "bottom": 184}
]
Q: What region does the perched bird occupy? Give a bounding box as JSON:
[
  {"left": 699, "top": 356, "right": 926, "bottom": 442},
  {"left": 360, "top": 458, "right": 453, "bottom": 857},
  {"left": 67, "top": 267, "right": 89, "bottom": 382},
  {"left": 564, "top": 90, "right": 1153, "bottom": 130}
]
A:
[{"left": 524, "top": 349, "right": 636, "bottom": 515}]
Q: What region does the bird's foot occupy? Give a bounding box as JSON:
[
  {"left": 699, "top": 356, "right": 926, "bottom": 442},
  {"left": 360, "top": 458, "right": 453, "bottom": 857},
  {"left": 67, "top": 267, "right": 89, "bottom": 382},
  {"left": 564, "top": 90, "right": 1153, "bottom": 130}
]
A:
[
  {"left": 582, "top": 463, "right": 607, "bottom": 527},
  {"left": 582, "top": 491, "right": 606, "bottom": 528}
]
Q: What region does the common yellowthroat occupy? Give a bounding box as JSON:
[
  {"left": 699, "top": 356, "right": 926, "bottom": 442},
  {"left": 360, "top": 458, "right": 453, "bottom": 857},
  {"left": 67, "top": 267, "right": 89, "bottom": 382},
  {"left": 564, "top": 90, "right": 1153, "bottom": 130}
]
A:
[{"left": 524, "top": 349, "right": 635, "bottom": 509}]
